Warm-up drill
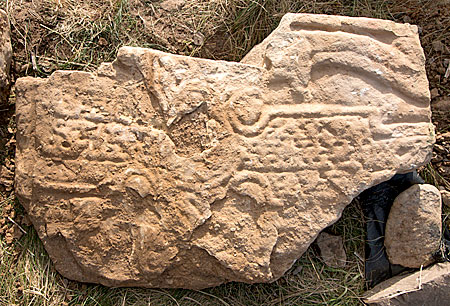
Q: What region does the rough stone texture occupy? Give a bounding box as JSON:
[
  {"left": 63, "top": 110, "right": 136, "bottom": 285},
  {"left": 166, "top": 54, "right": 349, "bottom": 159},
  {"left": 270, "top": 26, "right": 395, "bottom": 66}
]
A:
[
  {"left": 15, "top": 13, "right": 434, "bottom": 289},
  {"left": 440, "top": 188, "right": 450, "bottom": 207},
  {"left": 364, "top": 262, "right": 450, "bottom": 306},
  {"left": 385, "top": 184, "right": 442, "bottom": 268},
  {"left": 316, "top": 232, "right": 346, "bottom": 268},
  {"left": 0, "top": 9, "right": 12, "bottom": 103}
]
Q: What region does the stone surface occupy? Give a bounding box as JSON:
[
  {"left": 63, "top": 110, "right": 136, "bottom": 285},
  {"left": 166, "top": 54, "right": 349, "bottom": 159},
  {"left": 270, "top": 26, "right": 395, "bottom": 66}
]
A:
[
  {"left": 316, "top": 232, "right": 346, "bottom": 268},
  {"left": 364, "top": 262, "right": 450, "bottom": 306},
  {"left": 440, "top": 188, "right": 450, "bottom": 207},
  {"left": 385, "top": 184, "right": 442, "bottom": 268},
  {"left": 160, "top": 0, "right": 185, "bottom": 11},
  {"left": 15, "top": 13, "right": 434, "bottom": 289},
  {"left": 0, "top": 9, "right": 12, "bottom": 103}
]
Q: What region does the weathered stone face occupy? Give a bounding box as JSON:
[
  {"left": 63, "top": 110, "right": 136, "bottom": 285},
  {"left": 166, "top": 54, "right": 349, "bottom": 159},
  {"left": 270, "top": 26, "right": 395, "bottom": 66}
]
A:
[
  {"left": 15, "top": 13, "right": 434, "bottom": 289},
  {"left": 364, "top": 262, "right": 450, "bottom": 305},
  {"left": 0, "top": 9, "right": 12, "bottom": 103},
  {"left": 385, "top": 184, "right": 442, "bottom": 268}
]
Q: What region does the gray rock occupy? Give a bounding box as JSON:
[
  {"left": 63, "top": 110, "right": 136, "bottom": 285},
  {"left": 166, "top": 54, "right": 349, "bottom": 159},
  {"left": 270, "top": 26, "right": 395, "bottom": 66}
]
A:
[
  {"left": 440, "top": 188, "right": 450, "bottom": 207},
  {"left": 385, "top": 184, "right": 442, "bottom": 268},
  {"left": 316, "top": 232, "right": 347, "bottom": 268}
]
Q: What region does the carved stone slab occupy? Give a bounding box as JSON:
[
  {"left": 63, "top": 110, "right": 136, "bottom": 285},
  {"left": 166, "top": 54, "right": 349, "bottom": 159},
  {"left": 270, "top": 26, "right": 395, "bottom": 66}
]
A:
[{"left": 15, "top": 13, "right": 434, "bottom": 289}]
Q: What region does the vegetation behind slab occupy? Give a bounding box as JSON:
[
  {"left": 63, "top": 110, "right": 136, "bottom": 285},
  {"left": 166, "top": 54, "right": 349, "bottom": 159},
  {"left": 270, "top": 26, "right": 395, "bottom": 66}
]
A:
[{"left": 1, "top": 0, "right": 449, "bottom": 305}]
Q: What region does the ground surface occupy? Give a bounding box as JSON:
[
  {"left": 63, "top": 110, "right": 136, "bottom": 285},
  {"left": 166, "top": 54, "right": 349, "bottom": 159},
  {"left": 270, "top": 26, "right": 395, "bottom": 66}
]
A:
[{"left": 0, "top": 0, "right": 449, "bottom": 305}]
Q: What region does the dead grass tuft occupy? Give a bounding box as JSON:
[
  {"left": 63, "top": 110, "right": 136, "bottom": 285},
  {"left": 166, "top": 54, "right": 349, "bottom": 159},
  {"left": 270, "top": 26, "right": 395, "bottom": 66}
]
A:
[{"left": 5, "top": 0, "right": 153, "bottom": 75}]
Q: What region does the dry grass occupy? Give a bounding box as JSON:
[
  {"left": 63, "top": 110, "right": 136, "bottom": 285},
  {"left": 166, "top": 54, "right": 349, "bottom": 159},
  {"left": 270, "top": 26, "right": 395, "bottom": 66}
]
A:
[
  {"left": 2, "top": 0, "right": 396, "bottom": 68},
  {"left": 4, "top": 0, "right": 154, "bottom": 75},
  {"left": 1, "top": 0, "right": 449, "bottom": 305},
  {"left": 183, "top": 0, "right": 394, "bottom": 61}
]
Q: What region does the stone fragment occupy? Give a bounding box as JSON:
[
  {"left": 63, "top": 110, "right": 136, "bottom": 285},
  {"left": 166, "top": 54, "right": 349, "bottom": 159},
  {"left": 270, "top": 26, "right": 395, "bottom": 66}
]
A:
[
  {"left": 440, "top": 188, "right": 450, "bottom": 207},
  {"left": 0, "top": 9, "right": 12, "bottom": 103},
  {"left": 160, "top": 0, "right": 185, "bottom": 11},
  {"left": 385, "top": 184, "right": 442, "bottom": 268},
  {"left": 430, "top": 88, "right": 439, "bottom": 99},
  {"left": 193, "top": 32, "right": 205, "bottom": 46},
  {"left": 15, "top": 13, "right": 434, "bottom": 289},
  {"left": 432, "top": 40, "right": 445, "bottom": 53},
  {"left": 316, "top": 232, "right": 347, "bottom": 268},
  {"left": 364, "top": 262, "right": 450, "bottom": 306}
]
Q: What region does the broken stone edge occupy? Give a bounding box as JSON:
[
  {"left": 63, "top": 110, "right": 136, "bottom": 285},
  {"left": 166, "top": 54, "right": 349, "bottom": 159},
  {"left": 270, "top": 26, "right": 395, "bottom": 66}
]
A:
[{"left": 364, "top": 262, "right": 450, "bottom": 305}]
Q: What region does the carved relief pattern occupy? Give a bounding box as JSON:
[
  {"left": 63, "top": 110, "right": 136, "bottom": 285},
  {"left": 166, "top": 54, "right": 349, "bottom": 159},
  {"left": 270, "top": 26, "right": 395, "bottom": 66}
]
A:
[{"left": 15, "top": 14, "right": 433, "bottom": 288}]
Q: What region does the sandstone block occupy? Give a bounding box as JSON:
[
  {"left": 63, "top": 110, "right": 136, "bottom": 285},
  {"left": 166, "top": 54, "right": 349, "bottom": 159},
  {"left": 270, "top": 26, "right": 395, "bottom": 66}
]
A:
[
  {"left": 364, "top": 262, "right": 450, "bottom": 306},
  {"left": 0, "top": 9, "right": 12, "bottom": 103},
  {"left": 15, "top": 13, "right": 434, "bottom": 289},
  {"left": 385, "top": 184, "right": 442, "bottom": 268}
]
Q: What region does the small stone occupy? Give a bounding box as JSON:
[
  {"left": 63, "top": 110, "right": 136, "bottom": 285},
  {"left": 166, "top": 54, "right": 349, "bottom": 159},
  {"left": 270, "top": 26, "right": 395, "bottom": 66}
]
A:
[
  {"left": 193, "top": 32, "right": 205, "bottom": 46},
  {"left": 432, "top": 40, "right": 445, "bottom": 52},
  {"left": 98, "top": 37, "right": 108, "bottom": 46},
  {"left": 291, "top": 265, "right": 303, "bottom": 276},
  {"left": 316, "top": 232, "right": 347, "bottom": 268},
  {"left": 402, "top": 15, "right": 412, "bottom": 23},
  {"left": 385, "top": 184, "right": 442, "bottom": 268},
  {"left": 441, "top": 189, "right": 450, "bottom": 207},
  {"left": 160, "top": 0, "right": 184, "bottom": 11},
  {"left": 430, "top": 88, "right": 439, "bottom": 99}
]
